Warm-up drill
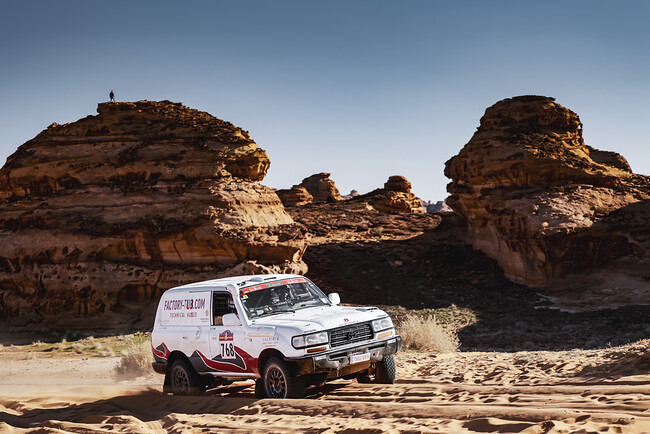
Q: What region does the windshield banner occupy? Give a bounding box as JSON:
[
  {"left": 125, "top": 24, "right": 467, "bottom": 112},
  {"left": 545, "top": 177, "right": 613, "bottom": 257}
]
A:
[{"left": 240, "top": 277, "right": 308, "bottom": 295}]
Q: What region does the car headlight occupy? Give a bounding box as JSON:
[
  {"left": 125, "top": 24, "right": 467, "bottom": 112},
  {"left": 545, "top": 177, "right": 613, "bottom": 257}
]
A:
[
  {"left": 371, "top": 316, "right": 393, "bottom": 332},
  {"left": 292, "top": 331, "right": 329, "bottom": 348}
]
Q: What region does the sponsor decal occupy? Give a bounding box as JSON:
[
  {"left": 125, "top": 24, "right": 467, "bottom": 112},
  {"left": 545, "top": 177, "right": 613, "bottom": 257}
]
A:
[
  {"left": 193, "top": 347, "right": 256, "bottom": 372},
  {"left": 160, "top": 295, "right": 210, "bottom": 324},
  {"left": 219, "top": 330, "right": 234, "bottom": 341},
  {"left": 262, "top": 336, "right": 280, "bottom": 347},
  {"left": 240, "top": 277, "right": 308, "bottom": 295},
  {"left": 163, "top": 298, "right": 207, "bottom": 311},
  {"left": 218, "top": 330, "right": 236, "bottom": 359}
]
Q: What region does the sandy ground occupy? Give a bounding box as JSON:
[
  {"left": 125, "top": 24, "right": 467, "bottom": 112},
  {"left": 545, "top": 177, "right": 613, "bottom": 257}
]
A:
[{"left": 0, "top": 346, "right": 649, "bottom": 433}]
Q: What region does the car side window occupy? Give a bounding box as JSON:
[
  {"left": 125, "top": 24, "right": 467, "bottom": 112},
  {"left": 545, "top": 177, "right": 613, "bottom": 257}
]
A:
[{"left": 213, "top": 292, "right": 236, "bottom": 326}]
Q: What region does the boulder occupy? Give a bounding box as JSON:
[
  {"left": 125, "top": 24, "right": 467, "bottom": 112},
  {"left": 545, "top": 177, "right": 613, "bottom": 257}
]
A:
[
  {"left": 299, "top": 173, "right": 342, "bottom": 203},
  {"left": 384, "top": 175, "right": 412, "bottom": 193},
  {"left": 0, "top": 100, "right": 307, "bottom": 325},
  {"left": 370, "top": 175, "right": 424, "bottom": 213},
  {"left": 445, "top": 95, "right": 650, "bottom": 286}
]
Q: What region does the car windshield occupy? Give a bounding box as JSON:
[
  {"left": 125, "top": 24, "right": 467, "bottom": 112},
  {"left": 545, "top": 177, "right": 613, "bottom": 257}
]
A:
[{"left": 239, "top": 278, "right": 331, "bottom": 319}]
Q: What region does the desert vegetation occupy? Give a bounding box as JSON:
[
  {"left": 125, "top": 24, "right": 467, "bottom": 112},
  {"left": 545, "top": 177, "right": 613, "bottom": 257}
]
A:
[{"left": 398, "top": 312, "right": 460, "bottom": 353}]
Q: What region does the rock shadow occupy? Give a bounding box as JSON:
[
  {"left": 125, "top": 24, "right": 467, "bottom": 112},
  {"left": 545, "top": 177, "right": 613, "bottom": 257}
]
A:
[{"left": 303, "top": 215, "right": 650, "bottom": 351}]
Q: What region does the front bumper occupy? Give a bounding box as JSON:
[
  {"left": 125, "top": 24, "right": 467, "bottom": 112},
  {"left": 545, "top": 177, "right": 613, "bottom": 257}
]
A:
[{"left": 289, "top": 335, "right": 402, "bottom": 376}]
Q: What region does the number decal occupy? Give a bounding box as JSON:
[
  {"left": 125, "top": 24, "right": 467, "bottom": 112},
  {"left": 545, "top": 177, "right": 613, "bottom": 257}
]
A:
[{"left": 220, "top": 342, "right": 236, "bottom": 359}]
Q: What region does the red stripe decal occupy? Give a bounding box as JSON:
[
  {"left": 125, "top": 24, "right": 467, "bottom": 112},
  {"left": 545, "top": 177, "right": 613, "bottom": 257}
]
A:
[{"left": 241, "top": 277, "right": 308, "bottom": 294}]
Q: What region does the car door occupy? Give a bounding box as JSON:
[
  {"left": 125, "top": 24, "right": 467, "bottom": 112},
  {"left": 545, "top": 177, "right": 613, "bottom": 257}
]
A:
[{"left": 206, "top": 291, "right": 252, "bottom": 374}]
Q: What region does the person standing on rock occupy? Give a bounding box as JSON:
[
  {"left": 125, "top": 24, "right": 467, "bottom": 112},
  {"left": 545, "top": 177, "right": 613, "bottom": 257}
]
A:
[{"left": 109, "top": 90, "right": 115, "bottom": 102}]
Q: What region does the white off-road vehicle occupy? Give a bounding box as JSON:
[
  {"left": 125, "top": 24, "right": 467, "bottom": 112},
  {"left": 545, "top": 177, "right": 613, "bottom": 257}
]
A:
[{"left": 151, "top": 274, "right": 401, "bottom": 398}]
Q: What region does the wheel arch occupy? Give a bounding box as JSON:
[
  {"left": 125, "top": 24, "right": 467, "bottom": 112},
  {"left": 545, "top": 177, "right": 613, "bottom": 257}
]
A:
[
  {"left": 257, "top": 348, "right": 286, "bottom": 373},
  {"left": 166, "top": 350, "right": 190, "bottom": 371},
  {"left": 163, "top": 350, "right": 196, "bottom": 393}
]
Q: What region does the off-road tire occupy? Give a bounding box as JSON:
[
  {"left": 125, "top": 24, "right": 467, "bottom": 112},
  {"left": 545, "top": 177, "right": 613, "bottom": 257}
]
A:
[
  {"left": 261, "top": 357, "right": 305, "bottom": 399},
  {"left": 170, "top": 359, "right": 204, "bottom": 396},
  {"left": 375, "top": 355, "right": 396, "bottom": 384},
  {"left": 356, "top": 356, "right": 396, "bottom": 384}
]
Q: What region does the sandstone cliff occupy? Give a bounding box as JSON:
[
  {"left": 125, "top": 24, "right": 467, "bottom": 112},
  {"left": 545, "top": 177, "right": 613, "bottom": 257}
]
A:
[
  {"left": 445, "top": 95, "right": 650, "bottom": 287},
  {"left": 0, "top": 101, "right": 306, "bottom": 326}
]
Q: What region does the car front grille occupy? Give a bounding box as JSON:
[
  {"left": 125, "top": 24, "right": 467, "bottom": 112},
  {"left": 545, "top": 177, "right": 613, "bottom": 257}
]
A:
[{"left": 329, "top": 322, "right": 373, "bottom": 348}]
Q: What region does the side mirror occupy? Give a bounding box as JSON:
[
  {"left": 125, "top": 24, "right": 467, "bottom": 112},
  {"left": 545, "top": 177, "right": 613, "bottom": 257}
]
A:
[
  {"left": 223, "top": 313, "right": 241, "bottom": 326},
  {"left": 328, "top": 293, "right": 341, "bottom": 306}
]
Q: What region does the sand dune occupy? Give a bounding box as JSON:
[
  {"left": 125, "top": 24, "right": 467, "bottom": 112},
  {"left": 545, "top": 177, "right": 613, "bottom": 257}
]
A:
[{"left": 1, "top": 346, "right": 649, "bottom": 433}]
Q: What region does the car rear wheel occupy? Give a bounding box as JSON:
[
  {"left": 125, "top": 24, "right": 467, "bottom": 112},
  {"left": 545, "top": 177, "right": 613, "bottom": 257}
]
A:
[
  {"left": 170, "top": 359, "right": 203, "bottom": 395},
  {"left": 261, "top": 357, "right": 305, "bottom": 399}
]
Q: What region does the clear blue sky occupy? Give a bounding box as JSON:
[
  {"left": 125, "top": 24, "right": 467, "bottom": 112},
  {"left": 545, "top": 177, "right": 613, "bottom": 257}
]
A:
[{"left": 1, "top": 1, "right": 648, "bottom": 201}]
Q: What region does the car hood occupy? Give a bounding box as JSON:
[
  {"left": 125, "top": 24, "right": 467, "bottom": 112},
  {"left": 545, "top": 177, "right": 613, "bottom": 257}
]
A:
[{"left": 249, "top": 305, "right": 388, "bottom": 334}]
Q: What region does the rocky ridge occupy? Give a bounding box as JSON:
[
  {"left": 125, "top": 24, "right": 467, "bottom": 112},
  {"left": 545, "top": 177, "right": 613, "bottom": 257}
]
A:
[
  {"left": 0, "top": 101, "right": 306, "bottom": 326},
  {"left": 445, "top": 95, "right": 650, "bottom": 288}
]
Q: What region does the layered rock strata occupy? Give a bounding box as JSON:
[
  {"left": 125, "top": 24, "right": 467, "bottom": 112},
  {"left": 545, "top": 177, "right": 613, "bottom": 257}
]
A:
[
  {"left": 276, "top": 185, "right": 313, "bottom": 206},
  {"left": 299, "top": 173, "right": 342, "bottom": 203},
  {"left": 369, "top": 176, "right": 424, "bottom": 213},
  {"left": 0, "top": 100, "right": 307, "bottom": 324},
  {"left": 445, "top": 95, "right": 650, "bottom": 286}
]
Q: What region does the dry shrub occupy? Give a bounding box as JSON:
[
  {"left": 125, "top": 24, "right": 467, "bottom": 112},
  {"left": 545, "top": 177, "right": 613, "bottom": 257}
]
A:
[
  {"left": 398, "top": 313, "right": 459, "bottom": 353},
  {"left": 114, "top": 339, "right": 153, "bottom": 379}
]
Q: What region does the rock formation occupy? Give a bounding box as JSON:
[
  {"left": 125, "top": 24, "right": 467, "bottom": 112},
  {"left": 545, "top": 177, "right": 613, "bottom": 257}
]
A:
[
  {"left": 0, "top": 100, "right": 307, "bottom": 325},
  {"left": 427, "top": 201, "right": 452, "bottom": 213},
  {"left": 276, "top": 185, "right": 313, "bottom": 206},
  {"left": 445, "top": 95, "right": 650, "bottom": 287},
  {"left": 299, "top": 173, "right": 342, "bottom": 203},
  {"left": 369, "top": 175, "right": 424, "bottom": 213}
]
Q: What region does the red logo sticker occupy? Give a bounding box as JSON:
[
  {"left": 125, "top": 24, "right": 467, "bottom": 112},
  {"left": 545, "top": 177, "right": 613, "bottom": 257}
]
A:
[{"left": 219, "top": 330, "right": 234, "bottom": 341}]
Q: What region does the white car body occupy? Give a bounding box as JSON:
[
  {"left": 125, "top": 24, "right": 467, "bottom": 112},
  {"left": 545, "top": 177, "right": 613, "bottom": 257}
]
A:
[{"left": 151, "top": 274, "right": 401, "bottom": 392}]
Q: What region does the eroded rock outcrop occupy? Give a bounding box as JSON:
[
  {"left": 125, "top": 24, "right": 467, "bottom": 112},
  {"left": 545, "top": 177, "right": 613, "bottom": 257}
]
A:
[
  {"left": 0, "top": 100, "right": 307, "bottom": 325},
  {"left": 276, "top": 185, "right": 313, "bottom": 206},
  {"left": 299, "top": 173, "right": 342, "bottom": 203},
  {"left": 369, "top": 176, "right": 424, "bottom": 213},
  {"left": 445, "top": 95, "right": 650, "bottom": 287}
]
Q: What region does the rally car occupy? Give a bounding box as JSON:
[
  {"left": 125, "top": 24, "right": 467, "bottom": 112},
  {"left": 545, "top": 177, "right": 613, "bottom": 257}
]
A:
[{"left": 151, "top": 274, "right": 401, "bottom": 398}]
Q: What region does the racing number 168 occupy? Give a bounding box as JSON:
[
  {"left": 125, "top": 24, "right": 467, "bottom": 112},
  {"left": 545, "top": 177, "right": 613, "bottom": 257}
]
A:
[{"left": 221, "top": 342, "right": 235, "bottom": 359}]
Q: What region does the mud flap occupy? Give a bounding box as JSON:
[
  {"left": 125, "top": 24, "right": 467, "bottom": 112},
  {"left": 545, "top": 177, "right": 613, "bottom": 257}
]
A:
[{"left": 163, "top": 369, "right": 173, "bottom": 394}]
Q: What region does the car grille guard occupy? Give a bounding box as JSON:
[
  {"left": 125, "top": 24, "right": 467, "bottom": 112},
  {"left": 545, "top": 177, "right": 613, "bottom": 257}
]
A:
[{"left": 329, "top": 322, "right": 374, "bottom": 348}]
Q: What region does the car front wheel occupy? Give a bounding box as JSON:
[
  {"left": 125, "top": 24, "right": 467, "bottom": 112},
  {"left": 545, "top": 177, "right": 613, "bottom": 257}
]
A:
[
  {"left": 356, "top": 355, "right": 396, "bottom": 384},
  {"left": 261, "top": 357, "right": 305, "bottom": 399}
]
